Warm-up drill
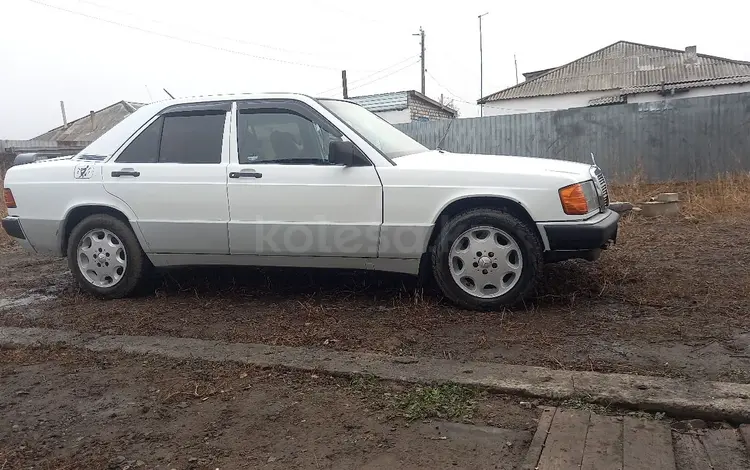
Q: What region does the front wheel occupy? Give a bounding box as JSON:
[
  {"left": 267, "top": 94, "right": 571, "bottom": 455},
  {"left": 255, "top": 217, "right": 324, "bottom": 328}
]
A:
[
  {"left": 66, "top": 214, "right": 148, "bottom": 299},
  {"left": 431, "top": 208, "right": 543, "bottom": 310}
]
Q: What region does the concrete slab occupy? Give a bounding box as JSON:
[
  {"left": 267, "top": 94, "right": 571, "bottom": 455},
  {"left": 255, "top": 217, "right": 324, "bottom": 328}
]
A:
[{"left": 2, "top": 326, "right": 750, "bottom": 423}]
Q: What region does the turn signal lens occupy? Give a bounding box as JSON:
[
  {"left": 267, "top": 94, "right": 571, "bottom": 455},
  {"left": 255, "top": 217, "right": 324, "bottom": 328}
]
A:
[
  {"left": 2, "top": 188, "right": 16, "bottom": 209},
  {"left": 559, "top": 183, "right": 589, "bottom": 215}
]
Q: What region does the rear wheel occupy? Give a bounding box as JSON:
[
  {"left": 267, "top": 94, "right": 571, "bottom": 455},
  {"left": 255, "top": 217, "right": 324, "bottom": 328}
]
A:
[
  {"left": 431, "top": 208, "right": 542, "bottom": 310},
  {"left": 66, "top": 214, "right": 148, "bottom": 299}
]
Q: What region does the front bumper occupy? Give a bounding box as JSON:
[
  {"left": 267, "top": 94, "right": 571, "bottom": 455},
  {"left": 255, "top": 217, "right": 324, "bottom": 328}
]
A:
[
  {"left": 538, "top": 210, "right": 619, "bottom": 262},
  {"left": 543, "top": 209, "right": 619, "bottom": 251},
  {"left": 2, "top": 216, "right": 26, "bottom": 240}
]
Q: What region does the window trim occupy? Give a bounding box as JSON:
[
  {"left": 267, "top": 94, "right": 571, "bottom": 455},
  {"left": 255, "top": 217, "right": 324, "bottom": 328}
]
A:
[
  {"left": 235, "top": 99, "right": 373, "bottom": 167},
  {"left": 161, "top": 101, "right": 232, "bottom": 114}
]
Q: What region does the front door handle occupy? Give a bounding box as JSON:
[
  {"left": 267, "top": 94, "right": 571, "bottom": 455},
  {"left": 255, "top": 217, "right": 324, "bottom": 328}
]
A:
[
  {"left": 111, "top": 169, "right": 140, "bottom": 177},
  {"left": 229, "top": 170, "right": 263, "bottom": 179}
]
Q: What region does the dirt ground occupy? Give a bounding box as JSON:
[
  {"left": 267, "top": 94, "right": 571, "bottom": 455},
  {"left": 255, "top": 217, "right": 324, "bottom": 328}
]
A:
[
  {"left": 0, "top": 347, "right": 538, "bottom": 469},
  {"left": 1, "top": 212, "right": 749, "bottom": 383}
]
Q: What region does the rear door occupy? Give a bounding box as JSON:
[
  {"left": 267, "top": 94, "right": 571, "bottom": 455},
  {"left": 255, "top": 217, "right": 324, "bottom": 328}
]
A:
[{"left": 102, "top": 102, "right": 231, "bottom": 254}]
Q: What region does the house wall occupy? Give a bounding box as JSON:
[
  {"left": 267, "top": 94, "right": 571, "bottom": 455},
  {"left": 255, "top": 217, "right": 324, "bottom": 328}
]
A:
[
  {"left": 373, "top": 109, "right": 412, "bottom": 125},
  {"left": 408, "top": 95, "right": 455, "bottom": 121},
  {"left": 482, "top": 84, "right": 750, "bottom": 116},
  {"left": 481, "top": 91, "right": 611, "bottom": 116}
]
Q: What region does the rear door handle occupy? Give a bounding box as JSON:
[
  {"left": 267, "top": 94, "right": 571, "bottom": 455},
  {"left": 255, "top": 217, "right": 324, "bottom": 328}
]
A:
[
  {"left": 229, "top": 170, "right": 263, "bottom": 179},
  {"left": 111, "top": 169, "right": 140, "bottom": 177}
]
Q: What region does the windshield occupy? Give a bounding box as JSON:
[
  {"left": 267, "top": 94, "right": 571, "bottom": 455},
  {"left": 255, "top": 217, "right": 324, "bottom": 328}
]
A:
[{"left": 318, "top": 99, "right": 428, "bottom": 159}]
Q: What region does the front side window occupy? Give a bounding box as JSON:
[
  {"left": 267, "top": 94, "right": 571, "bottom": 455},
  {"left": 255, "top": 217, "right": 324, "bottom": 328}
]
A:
[
  {"left": 116, "top": 111, "right": 225, "bottom": 164},
  {"left": 238, "top": 109, "right": 342, "bottom": 165}
]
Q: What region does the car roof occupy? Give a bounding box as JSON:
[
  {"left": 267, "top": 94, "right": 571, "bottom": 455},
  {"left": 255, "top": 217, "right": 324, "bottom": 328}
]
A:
[{"left": 151, "top": 92, "right": 318, "bottom": 106}]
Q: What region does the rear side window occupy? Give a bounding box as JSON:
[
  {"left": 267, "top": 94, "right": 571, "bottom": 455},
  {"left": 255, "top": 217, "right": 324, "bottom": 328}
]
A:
[
  {"left": 116, "top": 118, "right": 162, "bottom": 163},
  {"left": 116, "top": 111, "right": 226, "bottom": 164},
  {"left": 160, "top": 113, "right": 225, "bottom": 164}
]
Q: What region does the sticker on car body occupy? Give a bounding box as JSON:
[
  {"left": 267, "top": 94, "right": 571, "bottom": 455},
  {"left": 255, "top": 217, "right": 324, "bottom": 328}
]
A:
[{"left": 74, "top": 163, "right": 95, "bottom": 180}]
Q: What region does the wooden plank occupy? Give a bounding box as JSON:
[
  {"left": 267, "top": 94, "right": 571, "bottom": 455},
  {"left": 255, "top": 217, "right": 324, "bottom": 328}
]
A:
[
  {"left": 673, "top": 432, "right": 712, "bottom": 470},
  {"left": 581, "top": 413, "right": 623, "bottom": 470},
  {"left": 740, "top": 425, "right": 750, "bottom": 451},
  {"left": 520, "top": 407, "right": 557, "bottom": 470},
  {"left": 623, "top": 417, "right": 676, "bottom": 470},
  {"left": 700, "top": 428, "right": 750, "bottom": 470},
  {"left": 536, "top": 408, "right": 590, "bottom": 470}
]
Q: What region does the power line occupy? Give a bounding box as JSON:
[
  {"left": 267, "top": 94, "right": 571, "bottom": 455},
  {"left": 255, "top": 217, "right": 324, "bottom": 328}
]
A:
[
  {"left": 77, "top": 0, "right": 329, "bottom": 59},
  {"left": 313, "top": 0, "right": 413, "bottom": 32},
  {"left": 24, "top": 0, "right": 346, "bottom": 71},
  {"left": 316, "top": 55, "right": 420, "bottom": 95},
  {"left": 346, "top": 59, "right": 421, "bottom": 93},
  {"left": 425, "top": 71, "right": 475, "bottom": 104}
]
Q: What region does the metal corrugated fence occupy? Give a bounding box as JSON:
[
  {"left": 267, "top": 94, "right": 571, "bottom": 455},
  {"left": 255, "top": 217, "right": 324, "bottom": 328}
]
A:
[{"left": 395, "top": 92, "right": 750, "bottom": 182}]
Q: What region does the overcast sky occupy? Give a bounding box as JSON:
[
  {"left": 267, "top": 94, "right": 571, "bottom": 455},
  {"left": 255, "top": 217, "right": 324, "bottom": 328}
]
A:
[{"left": 1, "top": 0, "right": 749, "bottom": 139}]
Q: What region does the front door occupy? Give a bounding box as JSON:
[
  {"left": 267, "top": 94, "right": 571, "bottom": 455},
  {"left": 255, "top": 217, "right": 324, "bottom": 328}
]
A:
[
  {"left": 102, "top": 103, "right": 231, "bottom": 254},
  {"left": 227, "top": 100, "right": 383, "bottom": 257}
]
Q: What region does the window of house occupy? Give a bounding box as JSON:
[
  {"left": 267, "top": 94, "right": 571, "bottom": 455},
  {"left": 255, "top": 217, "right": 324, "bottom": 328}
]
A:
[{"left": 237, "top": 110, "right": 342, "bottom": 164}]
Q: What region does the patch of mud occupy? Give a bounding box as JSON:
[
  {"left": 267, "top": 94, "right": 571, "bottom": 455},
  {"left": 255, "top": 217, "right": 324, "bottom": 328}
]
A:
[
  {"left": 476, "top": 332, "right": 750, "bottom": 382},
  {"left": 0, "top": 287, "right": 59, "bottom": 319},
  {"left": 0, "top": 349, "right": 537, "bottom": 469}
]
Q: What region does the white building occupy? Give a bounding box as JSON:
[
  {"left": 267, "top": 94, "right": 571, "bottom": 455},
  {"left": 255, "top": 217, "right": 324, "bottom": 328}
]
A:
[
  {"left": 478, "top": 41, "right": 750, "bottom": 116},
  {"left": 349, "top": 90, "right": 457, "bottom": 124}
]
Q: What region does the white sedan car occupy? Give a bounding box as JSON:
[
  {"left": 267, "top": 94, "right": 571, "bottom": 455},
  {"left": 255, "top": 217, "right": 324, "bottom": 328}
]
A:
[{"left": 2, "top": 93, "right": 618, "bottom": 310}]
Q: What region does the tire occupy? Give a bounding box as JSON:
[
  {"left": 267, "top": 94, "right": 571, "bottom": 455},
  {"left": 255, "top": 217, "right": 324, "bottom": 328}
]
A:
[
  {"left": 66, "top": 214, "right": 148, "bottom": 299},
  {"left": 431, "top": 208, "right": 543, "bottom": 311}
]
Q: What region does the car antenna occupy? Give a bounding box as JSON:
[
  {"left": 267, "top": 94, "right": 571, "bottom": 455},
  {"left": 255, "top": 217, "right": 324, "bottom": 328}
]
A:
[
  {"left": 436, "top": 118, "right": 455, "bottom": 152},
  {"left": 590, "top": 152, "right": 597, "bottom": 166}
]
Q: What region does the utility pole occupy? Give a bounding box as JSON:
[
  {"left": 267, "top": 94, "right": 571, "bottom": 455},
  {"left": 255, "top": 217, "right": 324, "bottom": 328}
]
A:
[
  {"left": 59, "top": 101, "right": 68, "bottom": 128},
  {"left": 413, "top": 27, "right": 425, "bottom": 94},
  {"left": 478, "top": 12, "right": 489, "bottom": 116},
  {"left": 514, "top": 54, "right": 519, "bottom": 85},
  {"left": 341, "top": 70, "right": 349, "bottom": 98}
]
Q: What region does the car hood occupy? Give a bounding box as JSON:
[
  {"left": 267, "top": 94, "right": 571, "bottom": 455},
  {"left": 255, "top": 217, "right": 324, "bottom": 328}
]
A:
[{"left": 393, "top": 150, "right": 593, "bottom": 178}]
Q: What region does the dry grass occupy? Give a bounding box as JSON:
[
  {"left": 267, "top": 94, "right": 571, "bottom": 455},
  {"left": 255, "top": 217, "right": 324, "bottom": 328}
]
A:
[{"left": 610, "top": 172, "right": 750, "bottom": 218}]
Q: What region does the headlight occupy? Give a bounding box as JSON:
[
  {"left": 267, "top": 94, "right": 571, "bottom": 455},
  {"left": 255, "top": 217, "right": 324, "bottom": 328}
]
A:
[{"left": 558, "top": 181, "right": 598, "bottom": 215}]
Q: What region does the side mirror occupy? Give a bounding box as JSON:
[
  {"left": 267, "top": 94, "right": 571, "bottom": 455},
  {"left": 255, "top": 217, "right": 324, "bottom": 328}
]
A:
[{"left": 329, "top": 141, "right": 366, "bottom": 166}]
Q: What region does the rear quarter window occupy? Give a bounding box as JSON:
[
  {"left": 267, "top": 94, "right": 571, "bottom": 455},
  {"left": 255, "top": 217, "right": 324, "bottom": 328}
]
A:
[{"left": 116, "top": 118, "right": 162, "bottom": 163}]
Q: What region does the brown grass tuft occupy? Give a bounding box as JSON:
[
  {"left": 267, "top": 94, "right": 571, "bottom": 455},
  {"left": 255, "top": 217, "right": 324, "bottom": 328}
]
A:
[{"left": 610, "top": 172, "right": 750, "bottom": 218}]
